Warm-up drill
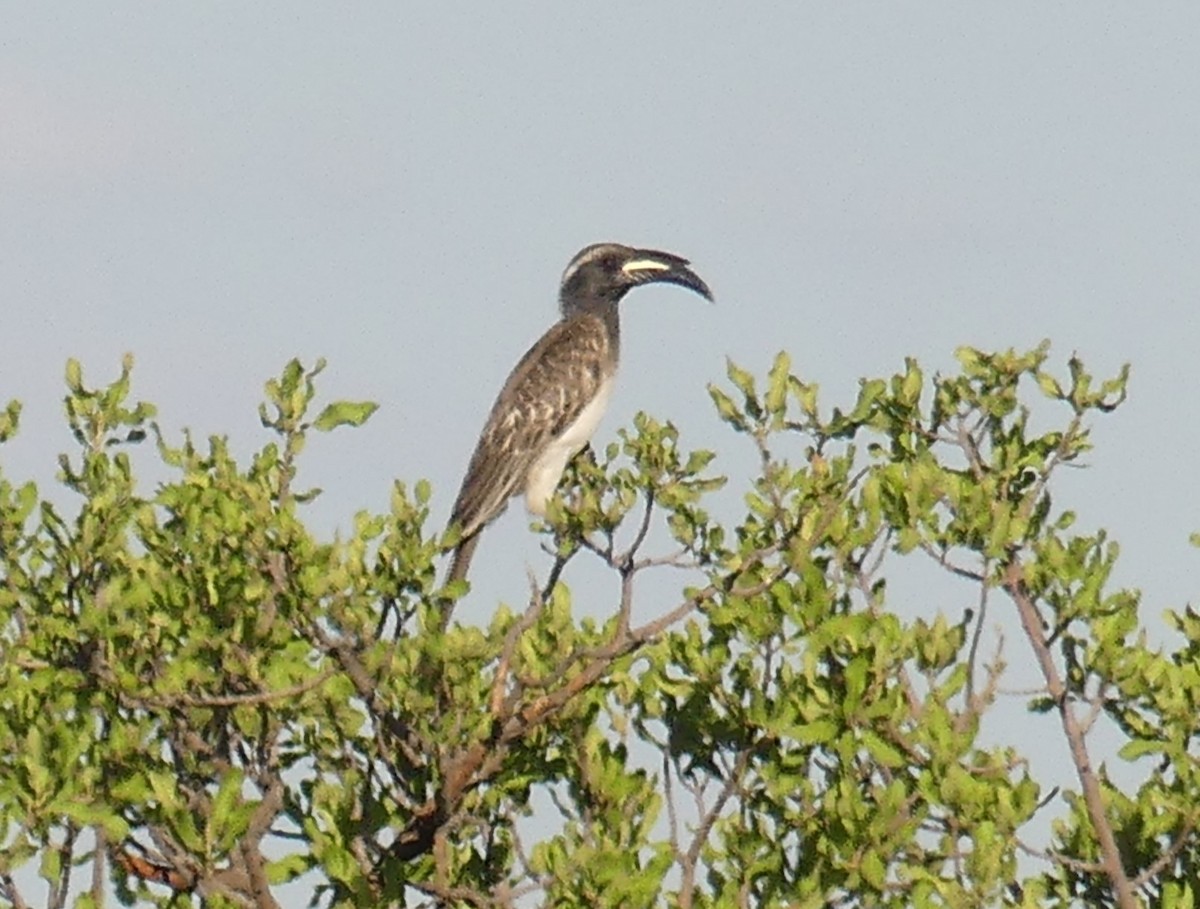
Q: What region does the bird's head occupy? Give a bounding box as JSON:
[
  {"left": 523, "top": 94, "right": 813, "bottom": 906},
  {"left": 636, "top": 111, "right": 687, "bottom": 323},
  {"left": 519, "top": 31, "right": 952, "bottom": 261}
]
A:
[{"left": 559, "top": 242, "right": 713, "bottom": 316}]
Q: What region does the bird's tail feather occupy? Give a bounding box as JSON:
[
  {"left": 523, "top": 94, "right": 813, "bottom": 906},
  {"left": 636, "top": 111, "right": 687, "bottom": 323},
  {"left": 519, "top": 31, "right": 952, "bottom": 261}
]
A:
[
  {"left": 439, "top": 534, "right": 480, "bottom": 632},
  {"left": 446, "top": 533, "right": 481, "bottom": 587}
]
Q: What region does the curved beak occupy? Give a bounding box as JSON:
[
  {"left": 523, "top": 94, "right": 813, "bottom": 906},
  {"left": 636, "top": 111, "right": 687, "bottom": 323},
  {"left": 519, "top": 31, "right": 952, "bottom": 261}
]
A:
[{"left": 622, "top": 248, "right": 714, "bottom": 302}]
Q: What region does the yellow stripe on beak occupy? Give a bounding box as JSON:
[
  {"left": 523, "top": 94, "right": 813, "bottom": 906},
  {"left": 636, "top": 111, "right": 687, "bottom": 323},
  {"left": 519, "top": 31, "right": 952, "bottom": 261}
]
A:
[{"left": 620, "top": 258, "right": 672, "bottom": 275}]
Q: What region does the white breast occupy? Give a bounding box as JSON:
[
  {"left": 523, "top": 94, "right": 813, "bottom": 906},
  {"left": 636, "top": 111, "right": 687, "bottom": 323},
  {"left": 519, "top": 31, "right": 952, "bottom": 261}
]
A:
[{"left": 524, "top": 376, "right": 614, "bottom": 516}]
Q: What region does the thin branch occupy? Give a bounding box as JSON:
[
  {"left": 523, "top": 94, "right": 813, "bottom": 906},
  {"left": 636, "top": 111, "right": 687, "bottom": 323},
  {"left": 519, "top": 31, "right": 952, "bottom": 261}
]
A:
[
  {"left": 678, "top": 748, "right": 753, "bottom": 909},
  {"left": 0, "top": 872, "right": 29, "bottom": 909},
  {"left": 538, "top": 550, "right": 572, "bottom": 604},
  {"left": 91, "top": 827, "right": 107, "bottom": 909},
  {"left": 616, "top": 556, "right": 636, "bottom": 638},
  {"left": 237, "top": 775, "right": 285, "bottom": 909},
  {"left": 490, "top": 571, "right": 551, "bottom": 716},
  {"left": 310, "top": 623, "right": 423, "bottom": 766},
  {"left": 955, "top": 414, "right": 987, "bottom": 482},
  {"left": 1003, "top": 558, "right": 1137, "bottom": 909},
  {"left": 1033, "top": 785, "right": 1061, "bottom": 815},
  {"left": 998, "top": 683, "right": 1052, "bottom": 698},
  {"left": 632, "top": 548, "right": 699, "bottom": 571},
  {"left": 410, "top": 880, "right": 492, "bottom": 909},
  {"left": 964, "top": 557, "right": 992, "bottom": 713},
  {"left": 919, "top": 541, "right": 986, "bottom": 582},
  {"left": 617, "top": 489, "right": 656, "bottom": 569},
  {"left": 575, "top": 530, "right": 615, "bottom": 567},
  {"left": 1077, "top": 682, "right": 1108, "bottom": 735},
  {"left": 48, "top": 824, "right": 77, "bottom": 909},
  {"left": 122, "top": 669, "right": 335, "bottom": 709},
  {"left": 1131, "top": 812, "right": 1198, "bottom": 888},
  {"left": 962, "top": 630, "right": 1005, "bottom": 732},
  {"left": 663, "top": 751, "right": 682, "bottom": 859},
  {"left": 1015, "top": 838, "right": 1106, "bottom": 874},
  {"left": 502, "top": 806, "right": 539, "bottom": 891}
]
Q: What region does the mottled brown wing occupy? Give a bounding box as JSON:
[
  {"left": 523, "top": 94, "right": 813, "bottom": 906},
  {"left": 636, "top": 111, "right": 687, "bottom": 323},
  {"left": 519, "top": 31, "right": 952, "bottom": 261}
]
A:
[{"left": 449, "top": 313, "right": 613, "bottom": 540}]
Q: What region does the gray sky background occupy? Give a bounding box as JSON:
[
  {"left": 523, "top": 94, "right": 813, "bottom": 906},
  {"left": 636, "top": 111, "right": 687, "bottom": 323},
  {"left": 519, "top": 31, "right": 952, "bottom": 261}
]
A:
[{"left": 2, "top": 1, "right": 1198, "bottom": 894}]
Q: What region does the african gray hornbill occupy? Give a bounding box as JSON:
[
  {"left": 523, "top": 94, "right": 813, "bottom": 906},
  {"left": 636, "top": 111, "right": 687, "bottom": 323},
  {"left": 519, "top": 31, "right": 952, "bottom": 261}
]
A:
[{"left": 446, "top": 242, "right": 713, "bottom": 586}]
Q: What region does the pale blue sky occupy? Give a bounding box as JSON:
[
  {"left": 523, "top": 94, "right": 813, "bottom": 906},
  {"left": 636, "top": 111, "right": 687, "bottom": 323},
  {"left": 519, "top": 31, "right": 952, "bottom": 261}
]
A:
[{"left": 2, "top": 1, "right": 1198, "bottom": 893}]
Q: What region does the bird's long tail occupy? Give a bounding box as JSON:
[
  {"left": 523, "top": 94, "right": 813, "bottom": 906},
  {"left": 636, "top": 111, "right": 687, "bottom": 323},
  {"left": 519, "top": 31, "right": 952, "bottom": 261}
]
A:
[
  {"left": 440, "top": 533, "right": 480, "bottom": 631},
  {"left": 446, "top": 532, "right": 480, "bottom": 587}
]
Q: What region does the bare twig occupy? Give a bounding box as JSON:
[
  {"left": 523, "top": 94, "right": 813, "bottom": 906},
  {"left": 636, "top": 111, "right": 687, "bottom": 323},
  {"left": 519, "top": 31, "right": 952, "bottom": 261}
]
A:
[
  {"left": 616, "top": 558, "right": 636, "bottom": 638},
  {"left": 0, "top": 872, "right": 30, "bottom": 909},
  {"left": 919, "top": 541, "right": 986, "bottom": 582},
  {"left": 955, "top": 415, "right": 987, "bottom": 482},
  {"left": 1015, "top": 838, "right": 1106, "bottom": 874},
  {"left": 411, "top": 879, "right": 492, "bottom": 908},
  {"left": 309, "top": 623, "right": 423, "bottom": 766},
  {"left": 91, "top": 827, "right": 107, "bottom": 908},
  {"left": 617, "top": 489, "right": 656, "bottom": 569},
  {"left": 964, "top": 557, "right": 992, "bottom": 713},
  {"left": 538, "top": 551, "right": 572, "bottom": 604},
  {"left": 235, "top": 775, "right": 285, "bottom": 909},
  {"left": 121, "top": 669, "right": 335, "bottom": 709},
  {"left": 962, "top": 630, "right": 1005, "bottom": 731},
  {"left": 489, "top": 572, "right": 549, "bottom": 715},
  {"left": 678, "top": 748, "right": 752, "bottom": 909},
  {"left": 1131, "top": 812, "right": 1198, "bottom": 888},
  {"left": 998, "top": 683, "right": 1052, "bottom": 698},
  {"left": 1003, "top": 558, "right": 1137, "bottom": 909},
  {"left": 1077, "top": 682, "right": 1108, "bottom": 735},
  {"left": 632, "top": 548, "right": 698, "bottom": 571},
  {"left": 663, "top": 751, "right": 682, "bottom": 858},
  {"left": 574, "top": 525, "right": 614, "bottom": 565},
  {"left": 503, "top": 807, "right": 539, "bottom": 889},
  {"left": 48, "top": 824, "right": 78, "bottom": 909}
]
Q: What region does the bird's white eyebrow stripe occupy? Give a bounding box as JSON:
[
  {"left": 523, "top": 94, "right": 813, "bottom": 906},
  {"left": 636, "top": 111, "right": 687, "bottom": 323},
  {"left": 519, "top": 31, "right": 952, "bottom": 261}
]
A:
[
  {"left": 620, "top": 258, "right": 672, "bottom": 274},
  {"left": 560, "top": 245, "right": 616, "bottom": 284}
]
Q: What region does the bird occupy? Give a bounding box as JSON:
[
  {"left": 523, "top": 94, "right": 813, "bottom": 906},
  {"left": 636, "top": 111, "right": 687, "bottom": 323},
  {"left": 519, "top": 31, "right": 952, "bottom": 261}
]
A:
[{"left": 444, "top": 242, "right": 713, "bottom": 588}]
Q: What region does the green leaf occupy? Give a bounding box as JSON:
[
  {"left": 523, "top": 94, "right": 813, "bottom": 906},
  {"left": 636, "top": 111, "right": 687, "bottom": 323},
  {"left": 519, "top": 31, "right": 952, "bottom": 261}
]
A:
[
  {"left": 40, "top": 846, "right": 62, "bottom": 887},
  {"left": 1117, "top": 738, "right": 1164, "bottom": 761},
  {"left": 708, "top": 384, "right": 743, "bottom": 428},
  {"left": 860, "top": 850, "right": 886, "bottom": 890},
  {"left": 313, "top": 400, "right": 379, "bottom": 432},
  {"left": 1036, "top": 371, "right": 1063, "bottom": 399},
  {"left": 65, "top": 358, "right": 83, "bottom": 392},
  {"left": 765, "top": 350, "right": 791, "bottom": 417},
  {"left": 0, "top": 399, "right": 21, "bottom": 443},
  {"left": 898, "top": 358, "right": 923, "bottom": 407},
  {"left": 267, "top": 853, "right": 313, "bottom": 886},
  {"left": 794, "top": 719, "right": 839, "bottom": 745},
  {"left": 414, "top": 478, "right": 432, "bottom": 504},
  {"left": 727, "top": 358, "right": 757, "bottom": 401},
  {"left": 1162, "top": 880, "right": 1195, "bottom": 909}
]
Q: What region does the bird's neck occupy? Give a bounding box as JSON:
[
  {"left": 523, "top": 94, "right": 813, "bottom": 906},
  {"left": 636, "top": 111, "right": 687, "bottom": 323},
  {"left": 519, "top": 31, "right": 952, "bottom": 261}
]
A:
[{"left": 562, "top": 296, "right": 621, "bottom": 350}]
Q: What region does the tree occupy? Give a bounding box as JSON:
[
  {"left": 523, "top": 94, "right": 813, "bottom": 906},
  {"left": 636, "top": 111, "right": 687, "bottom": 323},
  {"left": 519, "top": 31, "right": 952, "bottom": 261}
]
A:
[{"left": 0, "top": 345, "right": 1195, "bottom": 909}]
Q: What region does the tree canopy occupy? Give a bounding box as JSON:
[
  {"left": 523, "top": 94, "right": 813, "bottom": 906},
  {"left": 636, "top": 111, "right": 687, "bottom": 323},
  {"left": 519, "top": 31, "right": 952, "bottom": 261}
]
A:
[{"left": 0, "top": 346, "right": 1196, "bottom": 909}]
